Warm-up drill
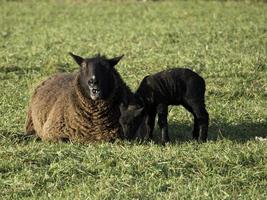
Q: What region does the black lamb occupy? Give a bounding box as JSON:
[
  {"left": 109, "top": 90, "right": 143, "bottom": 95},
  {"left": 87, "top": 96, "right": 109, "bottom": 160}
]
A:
[{"left": 119, "top": 68, "right": 209, "bottom": 144}]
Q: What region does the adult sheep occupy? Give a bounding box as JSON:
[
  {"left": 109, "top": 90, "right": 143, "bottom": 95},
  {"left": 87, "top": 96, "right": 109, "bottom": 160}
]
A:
[{"left": 25, "top": 53, "right": 132, "bottom": 143}]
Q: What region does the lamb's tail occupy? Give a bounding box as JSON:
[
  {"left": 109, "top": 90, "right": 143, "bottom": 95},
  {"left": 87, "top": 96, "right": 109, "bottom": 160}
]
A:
[{"left": 25, "top": 107, "right": 36, "bottom": 135}]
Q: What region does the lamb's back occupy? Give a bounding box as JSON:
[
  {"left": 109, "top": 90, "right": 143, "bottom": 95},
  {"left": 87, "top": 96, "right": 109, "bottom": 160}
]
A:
[{"left": 137, "top": 68, "right": 204, "bottom": 105}]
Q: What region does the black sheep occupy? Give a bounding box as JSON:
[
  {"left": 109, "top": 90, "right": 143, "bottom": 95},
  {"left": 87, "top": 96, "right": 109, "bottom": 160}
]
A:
[
  {"left": 119, "top": 68, "right": 209, "bottom": 144},
  {"left": 25, "top": 53, "right": 133, "bottom": 143}
]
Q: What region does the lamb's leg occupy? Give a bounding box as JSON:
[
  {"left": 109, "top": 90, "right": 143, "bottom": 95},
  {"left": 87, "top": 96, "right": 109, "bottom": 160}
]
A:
[
  {"left": 157, "top": 104, "right": 170, "bottom": 145},
  {"left": 147, "top": 111, "right": 156, "bottom": 140},
  {"left": 182, "top": 103, "right": 199, "bottom": 140},
  {"left": 185, "top": 100, "right": 209, "bottom": 142},
  {"left": 192, "top": 117, "right": 200, "bottom": 140}
]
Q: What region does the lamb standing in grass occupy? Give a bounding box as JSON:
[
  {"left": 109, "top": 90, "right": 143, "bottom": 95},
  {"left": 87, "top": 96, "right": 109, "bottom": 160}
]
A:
[
  {"left": 25, "top": 53, "right": 132, "bottom": 143},
  {"left": 119, "top": 68, "right": 209, "bottom": 144}
]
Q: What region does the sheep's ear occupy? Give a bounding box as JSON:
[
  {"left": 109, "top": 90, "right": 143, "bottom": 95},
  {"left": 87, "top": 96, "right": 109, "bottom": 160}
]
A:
[
  {"left": 69, "top": 52, "right": 84, "bottom": 66},
  {"left": 108, "top": 55, "right": 124, "bottom": 67},
  {"left": 133, "top": 107, "right": 144, "bottom": 117}
]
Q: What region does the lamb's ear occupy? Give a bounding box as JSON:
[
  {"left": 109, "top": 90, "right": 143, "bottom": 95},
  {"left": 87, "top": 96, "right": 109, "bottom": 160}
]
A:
[
  {"left": 69, "top": 52, "right": 84, "bottom": 66},
  {"left": 108, "top": 55, "right": 124, "bottom": 67},
  {"left": 133, "top": 107, "right": 144, "bottom": 117},
  {"left": 144, "top": 114, "right": 149, "bottom": 124},
  {"left": 119, "top": 103, "right": 126, "bottom": 113}
]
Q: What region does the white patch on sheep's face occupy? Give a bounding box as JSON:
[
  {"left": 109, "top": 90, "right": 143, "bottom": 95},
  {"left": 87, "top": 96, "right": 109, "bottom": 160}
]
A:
[{"left": 88, "top": 75, "right": 100, "bottom": 100}]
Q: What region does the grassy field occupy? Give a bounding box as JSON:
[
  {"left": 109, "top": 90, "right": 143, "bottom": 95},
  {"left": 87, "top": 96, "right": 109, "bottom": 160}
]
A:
[{"left": 0, "top": 0, "right": 266, "bottom": 199}]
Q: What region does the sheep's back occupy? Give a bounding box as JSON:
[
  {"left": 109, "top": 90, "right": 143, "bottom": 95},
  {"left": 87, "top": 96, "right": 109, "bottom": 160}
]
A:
[
  {"left": 29, "top": 73, "right": 76, "bottom": 138},
  {"left": 31, "top": 73, "right": 74, "bottom": 110}
]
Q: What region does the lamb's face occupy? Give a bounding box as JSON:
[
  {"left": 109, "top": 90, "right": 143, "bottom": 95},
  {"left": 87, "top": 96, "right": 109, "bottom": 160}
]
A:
[
  {"left": 119, "top": 104, "right": 145, "bottom": 140},
  {"left": 69, "top": 53, "right": 124, "bottom": 100}
]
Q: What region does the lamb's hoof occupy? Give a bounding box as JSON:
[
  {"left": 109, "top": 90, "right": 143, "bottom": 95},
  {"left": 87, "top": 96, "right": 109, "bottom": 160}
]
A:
[
  {"left": 161, "top": 139, "right": 170, "bottom": 146},
  {"left": 199, "top": 139, "right": 207, "bottom": 143}
]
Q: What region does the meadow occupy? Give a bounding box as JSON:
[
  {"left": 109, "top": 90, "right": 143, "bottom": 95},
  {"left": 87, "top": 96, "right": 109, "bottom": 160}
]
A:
[{"left": 0, "top": 0, "right": 266, "bottom": 199}]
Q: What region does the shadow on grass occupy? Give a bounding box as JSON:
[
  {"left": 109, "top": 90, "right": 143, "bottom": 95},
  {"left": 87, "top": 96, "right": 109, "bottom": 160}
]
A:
[
  {"left": 0, "top": 65, "right": 41, "bottom": 74},
  {"left": 153, "top": 120, "right": 267, "bottom": 143},
  {"left": 1, "top": 120, "right": 266, "bottom": 144},
  {"left": 0, "top": 131, "right": 41, "bottom": 144},
  {"left": 0, "top": 65, "right": 41, "bottom": 80}
]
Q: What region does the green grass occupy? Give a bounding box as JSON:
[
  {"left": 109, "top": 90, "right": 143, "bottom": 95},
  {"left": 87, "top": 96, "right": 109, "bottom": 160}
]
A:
[{"left": 0, "top": 0, "right": 267, "bottom": 199}]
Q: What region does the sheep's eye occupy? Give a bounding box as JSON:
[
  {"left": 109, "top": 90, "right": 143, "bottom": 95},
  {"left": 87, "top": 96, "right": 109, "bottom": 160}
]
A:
[{"left": 88, "top": 80, "right": 93, "bottom": 84}]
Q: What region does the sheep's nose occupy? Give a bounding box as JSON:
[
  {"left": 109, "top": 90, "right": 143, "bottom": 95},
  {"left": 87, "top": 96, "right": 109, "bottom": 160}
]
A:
[
  {"left": 92, "top": 89, "right": 97, "bottom": 94},
  {"left": 92, "top": 88, "right": 100, "bottom": 94}
]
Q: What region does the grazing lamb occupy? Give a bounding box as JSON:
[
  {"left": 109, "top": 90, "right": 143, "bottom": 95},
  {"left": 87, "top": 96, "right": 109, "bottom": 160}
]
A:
[
  {"left": 25, "top": 53, "right": 133, "bottom": 143},
  {"left": 119, "top": 68, "right": 209, "bottom": 144}
]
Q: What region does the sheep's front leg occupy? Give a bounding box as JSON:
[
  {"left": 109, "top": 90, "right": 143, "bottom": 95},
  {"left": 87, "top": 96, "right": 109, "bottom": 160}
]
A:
[{"left": 157, "top": 104, "right": 170, "bottom": 145}]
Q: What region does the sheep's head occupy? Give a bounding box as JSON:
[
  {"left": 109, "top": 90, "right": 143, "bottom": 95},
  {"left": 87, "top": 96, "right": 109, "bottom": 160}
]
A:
[
  {"left": 119, "top": 104, "right": 150, "bottom": 140},
  {"left": 70, "top": 52, "right": 123, "bottom": 100}
]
